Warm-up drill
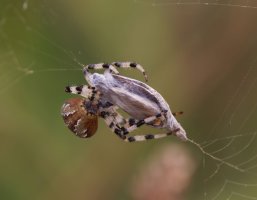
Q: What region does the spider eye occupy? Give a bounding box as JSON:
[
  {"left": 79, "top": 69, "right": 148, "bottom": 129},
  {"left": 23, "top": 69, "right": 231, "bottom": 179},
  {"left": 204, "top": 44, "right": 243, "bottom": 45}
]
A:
[{"left": 61, "top": 98, "right": 98, "bottom": 138}]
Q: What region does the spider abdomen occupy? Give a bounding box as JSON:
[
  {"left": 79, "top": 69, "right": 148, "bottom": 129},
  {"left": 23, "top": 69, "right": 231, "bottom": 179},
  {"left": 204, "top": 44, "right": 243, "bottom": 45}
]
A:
[{"left": 61, "top": 98, "right": 98, "bottom": 138}]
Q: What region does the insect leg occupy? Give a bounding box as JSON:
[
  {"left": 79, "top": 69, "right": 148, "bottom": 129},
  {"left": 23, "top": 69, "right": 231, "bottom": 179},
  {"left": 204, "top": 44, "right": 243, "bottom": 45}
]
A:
[{"left": 172, "top": 111, "right": 184, "bottom": 117}]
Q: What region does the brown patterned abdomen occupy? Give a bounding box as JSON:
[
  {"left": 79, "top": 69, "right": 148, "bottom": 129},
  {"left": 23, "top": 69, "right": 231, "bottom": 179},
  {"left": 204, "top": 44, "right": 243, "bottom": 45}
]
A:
[{"left": 61, "top": 98, "right": 98, "bottom": 138}]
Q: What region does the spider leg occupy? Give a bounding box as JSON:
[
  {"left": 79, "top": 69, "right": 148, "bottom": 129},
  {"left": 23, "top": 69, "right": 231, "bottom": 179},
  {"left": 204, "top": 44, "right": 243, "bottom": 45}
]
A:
[
  {"left": 83, "top": 63, "right": 119, "bottom": 76},
  {"left": 65, "top": 85, "right": 101, "bottom": 102},
  {"left": 112, "top": 62, "right": 148, "bottom": 81},
  {"left": 100, "top": 110, "right": 127, "bottom": 138},
  {"left": 101, "top": 109, "right": 172, "bottom": 142},
  {"left": 123, "top": 130, "right": 180, "bottom": 142},
  {"left": 82, "top": 62, "right": 148, "bottom": 81},
  {"left": 100, "top": 106, "right": 140, "bottom": 127},
  {"left": 108, "top": 117, "right": 178, "bottom": 142}
]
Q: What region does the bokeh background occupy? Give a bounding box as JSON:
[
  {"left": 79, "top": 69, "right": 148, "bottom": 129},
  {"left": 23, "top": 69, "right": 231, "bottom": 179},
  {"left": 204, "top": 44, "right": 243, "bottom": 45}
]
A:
[{"left": 1, "top": 0, "right": 257, "bottom": 199}]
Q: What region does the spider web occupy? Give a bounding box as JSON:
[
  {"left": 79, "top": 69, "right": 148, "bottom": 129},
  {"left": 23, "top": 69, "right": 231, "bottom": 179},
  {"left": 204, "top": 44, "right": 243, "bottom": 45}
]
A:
[{"left": 1, "top": 0, "right": 257, "bottom": 200}]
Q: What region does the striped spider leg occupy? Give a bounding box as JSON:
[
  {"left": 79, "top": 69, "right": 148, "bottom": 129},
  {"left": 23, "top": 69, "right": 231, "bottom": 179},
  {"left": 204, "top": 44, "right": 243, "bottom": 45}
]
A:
[
  {"left": 100, "top": 108, "right": 181, "bottom": 142},
  {"left": 65, "top": 85, "right": 100, "bottom": 102},
  {"left": 83, "top": 62, "right": 148, "bottom": 82}
]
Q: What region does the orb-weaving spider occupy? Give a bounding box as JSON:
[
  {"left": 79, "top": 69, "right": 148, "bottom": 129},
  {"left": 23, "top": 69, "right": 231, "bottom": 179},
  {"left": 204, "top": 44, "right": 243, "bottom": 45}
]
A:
[{"left": 61, "top": 62, "right": 187, "bottom": 142}]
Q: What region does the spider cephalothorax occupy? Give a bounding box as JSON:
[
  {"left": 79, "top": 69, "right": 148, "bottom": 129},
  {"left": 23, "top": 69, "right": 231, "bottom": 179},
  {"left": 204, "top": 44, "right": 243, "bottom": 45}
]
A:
[{"left": 62, "top": 62, "right": 187, "bottom": 142}]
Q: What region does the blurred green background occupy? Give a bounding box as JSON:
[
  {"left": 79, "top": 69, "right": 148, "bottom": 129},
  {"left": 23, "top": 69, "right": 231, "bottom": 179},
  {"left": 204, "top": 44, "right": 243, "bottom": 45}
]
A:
[{"left": 1, "top": 0, "right": 257, "bottom": 199}]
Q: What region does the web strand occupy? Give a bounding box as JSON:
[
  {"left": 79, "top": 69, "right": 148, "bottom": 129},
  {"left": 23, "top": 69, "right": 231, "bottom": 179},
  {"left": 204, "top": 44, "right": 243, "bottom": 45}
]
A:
[{"left": 135, "top": 0, "right": 257, "bottom": 9}]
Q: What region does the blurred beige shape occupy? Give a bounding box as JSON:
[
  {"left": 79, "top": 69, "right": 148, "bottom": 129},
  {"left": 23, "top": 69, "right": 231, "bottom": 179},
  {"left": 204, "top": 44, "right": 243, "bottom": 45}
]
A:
[{"left": 131, "top": 144, "right": 197, "bottom": 200}]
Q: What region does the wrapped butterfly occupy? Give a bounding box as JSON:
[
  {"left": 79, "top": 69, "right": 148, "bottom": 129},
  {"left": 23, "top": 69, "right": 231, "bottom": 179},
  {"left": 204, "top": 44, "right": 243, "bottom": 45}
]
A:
[{"left": 61, "top": 62, "right": 187, "bottom": 142}]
